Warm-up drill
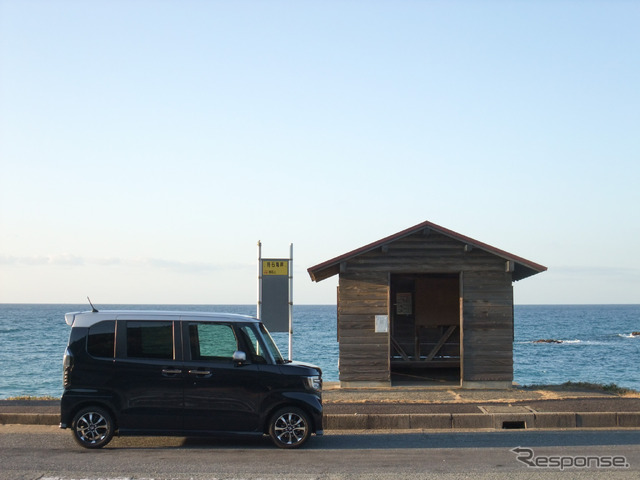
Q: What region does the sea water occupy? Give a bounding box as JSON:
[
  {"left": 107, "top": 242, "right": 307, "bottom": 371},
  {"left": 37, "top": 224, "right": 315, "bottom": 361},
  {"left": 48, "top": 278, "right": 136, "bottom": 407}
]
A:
[
  {"left": 0, "top": 304, "right": 638, "bottom": 399},
  {"left": 514, "top": 305, "right": 639, "bottom": 388}
]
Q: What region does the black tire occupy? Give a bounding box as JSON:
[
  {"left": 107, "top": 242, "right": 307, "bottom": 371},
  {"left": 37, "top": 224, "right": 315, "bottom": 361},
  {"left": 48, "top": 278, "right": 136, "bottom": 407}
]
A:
[
  {"left": 268, "top": 406, "right": 311, "bottom": 449},
  {"left": 71, "top": 406, "right": 114, "bottom": 449}
]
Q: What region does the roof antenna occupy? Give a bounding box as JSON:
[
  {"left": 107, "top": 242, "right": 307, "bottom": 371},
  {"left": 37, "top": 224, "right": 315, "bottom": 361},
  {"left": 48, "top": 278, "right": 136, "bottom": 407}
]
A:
[{"left": 87, "top": 296, "right": 98, "bottom": 313}]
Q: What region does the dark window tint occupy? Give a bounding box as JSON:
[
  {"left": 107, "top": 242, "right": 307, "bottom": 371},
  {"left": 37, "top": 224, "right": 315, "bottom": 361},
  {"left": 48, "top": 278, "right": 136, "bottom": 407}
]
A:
[
  {"left": 87, "top": 320, "right": 115, "bottom": 358},
  {"left": 126, "top": 321, "right": 173, "bottom": 359},
  {"left": 188, "top": 323, "right": 237, "bottom": 362}
]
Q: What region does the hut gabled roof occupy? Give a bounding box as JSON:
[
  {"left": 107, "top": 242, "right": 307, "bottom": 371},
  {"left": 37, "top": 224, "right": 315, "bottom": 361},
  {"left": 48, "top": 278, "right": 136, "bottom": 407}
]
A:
[{"left": 307, "top": 220, "right": 547, "bottom": 283}]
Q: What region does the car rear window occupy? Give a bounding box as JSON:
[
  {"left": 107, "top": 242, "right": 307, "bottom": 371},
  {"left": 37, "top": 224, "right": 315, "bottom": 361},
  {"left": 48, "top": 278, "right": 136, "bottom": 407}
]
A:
[{"left": 87, "top": 320, "right": 115, "bottom": 358}]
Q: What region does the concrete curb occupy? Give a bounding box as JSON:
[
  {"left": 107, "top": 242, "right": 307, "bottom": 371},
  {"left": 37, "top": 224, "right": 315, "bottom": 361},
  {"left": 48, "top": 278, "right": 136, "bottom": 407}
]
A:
[
  {"left": 322, "top": 412, "right": 640, "bottom": 431},
  {"left": 2, "top": 412, "right": 640, "bottom": 430},
  {"left": 0, "top": 413, "right": 60, "bottom": 426}
]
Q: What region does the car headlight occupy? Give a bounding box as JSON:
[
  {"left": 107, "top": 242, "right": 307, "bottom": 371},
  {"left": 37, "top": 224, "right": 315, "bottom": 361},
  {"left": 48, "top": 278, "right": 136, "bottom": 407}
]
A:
[{"left": 304, "top": 375, "right": 322, "bottom": 392}]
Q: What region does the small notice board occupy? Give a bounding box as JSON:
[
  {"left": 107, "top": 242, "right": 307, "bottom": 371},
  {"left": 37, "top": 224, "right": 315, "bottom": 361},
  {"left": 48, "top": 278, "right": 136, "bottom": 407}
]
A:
[{"left": 258, "top": 242, "right": 294, "bottom": 358}]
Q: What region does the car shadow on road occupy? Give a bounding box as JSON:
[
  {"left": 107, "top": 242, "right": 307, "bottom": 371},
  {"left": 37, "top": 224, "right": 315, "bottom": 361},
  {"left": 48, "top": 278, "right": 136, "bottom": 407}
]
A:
[{"left": 174, "top": 430, "right": 640, "bottom": 451}]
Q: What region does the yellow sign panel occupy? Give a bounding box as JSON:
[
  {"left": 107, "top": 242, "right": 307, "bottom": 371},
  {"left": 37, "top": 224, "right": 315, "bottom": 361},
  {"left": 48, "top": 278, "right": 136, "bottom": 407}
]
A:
[{"left": 262, "top": 260, "right": 288, "bottom": 276}]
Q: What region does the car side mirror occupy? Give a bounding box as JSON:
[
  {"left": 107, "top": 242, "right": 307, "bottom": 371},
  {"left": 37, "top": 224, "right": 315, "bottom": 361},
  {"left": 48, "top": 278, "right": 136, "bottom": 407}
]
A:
[{"left": 233, "top": 350, "right": 247, "bottom": 365}]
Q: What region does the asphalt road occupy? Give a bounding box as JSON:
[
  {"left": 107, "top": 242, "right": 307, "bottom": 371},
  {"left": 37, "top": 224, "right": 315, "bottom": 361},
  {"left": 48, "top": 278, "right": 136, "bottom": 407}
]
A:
[{"left": 1, "top": 425, "right": 638, "bottom": 480}]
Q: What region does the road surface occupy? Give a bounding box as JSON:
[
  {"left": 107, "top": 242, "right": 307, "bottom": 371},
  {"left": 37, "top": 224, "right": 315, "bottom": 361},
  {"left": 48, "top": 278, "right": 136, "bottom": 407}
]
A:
[{"left": 1, "top": 425, "right": 638, "bottom": 479}]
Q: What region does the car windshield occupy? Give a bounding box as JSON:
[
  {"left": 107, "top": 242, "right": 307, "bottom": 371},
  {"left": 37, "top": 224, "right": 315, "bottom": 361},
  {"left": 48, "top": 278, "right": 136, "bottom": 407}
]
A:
[{"left": 259, "top": 323, "right": 285, "bottom": 364}]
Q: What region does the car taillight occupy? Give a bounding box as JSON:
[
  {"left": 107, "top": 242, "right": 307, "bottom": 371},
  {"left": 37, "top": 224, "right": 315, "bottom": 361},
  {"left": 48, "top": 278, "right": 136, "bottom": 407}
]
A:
[{"left": 63, "top": 348, "right": 73, "bottom": 387}]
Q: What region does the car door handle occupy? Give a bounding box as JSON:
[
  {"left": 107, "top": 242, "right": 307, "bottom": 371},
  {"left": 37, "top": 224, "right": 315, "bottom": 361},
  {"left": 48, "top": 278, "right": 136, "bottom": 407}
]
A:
[
  {"left": 162, "top": 368, "right": 182, "bottom": 376},
  {"left": 188, "top": 369, "right": 212, "bottom": 377}
]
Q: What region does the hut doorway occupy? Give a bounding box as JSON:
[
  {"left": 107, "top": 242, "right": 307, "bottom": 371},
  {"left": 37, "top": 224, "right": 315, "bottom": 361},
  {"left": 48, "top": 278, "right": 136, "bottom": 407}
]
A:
[{"left": 390, "top": 273, "right": 461, "bottom": 386}]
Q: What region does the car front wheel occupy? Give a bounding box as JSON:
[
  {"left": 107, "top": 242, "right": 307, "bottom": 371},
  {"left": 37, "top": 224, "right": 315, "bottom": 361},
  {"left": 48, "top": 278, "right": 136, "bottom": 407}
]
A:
[
  {"left": 71, "top": 406, "right": 114, "bottom": 449},
  {"left": 268, "top": 406, "right": 311, "bottom": 449}
]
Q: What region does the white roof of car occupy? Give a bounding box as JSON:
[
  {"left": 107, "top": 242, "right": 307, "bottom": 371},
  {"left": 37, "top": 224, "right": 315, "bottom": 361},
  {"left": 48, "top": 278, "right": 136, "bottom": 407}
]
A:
[{"left": 65, "top": 310, "right": 260, "bottom": 328}]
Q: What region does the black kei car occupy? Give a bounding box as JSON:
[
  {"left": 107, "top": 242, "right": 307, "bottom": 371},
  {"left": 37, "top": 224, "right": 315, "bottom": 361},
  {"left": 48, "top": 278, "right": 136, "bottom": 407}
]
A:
[{"left": 60, "top": 310, "right": 323, "bottom": 449}]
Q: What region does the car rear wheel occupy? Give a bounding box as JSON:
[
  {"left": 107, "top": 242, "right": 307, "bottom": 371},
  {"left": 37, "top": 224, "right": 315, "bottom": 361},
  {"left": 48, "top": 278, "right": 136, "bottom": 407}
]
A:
[
  {"left": 268, "top": 406, "right": 311, "bottom": 449},
  {"left": 72, "top": 406, "right": 114, "bottom": 449}
]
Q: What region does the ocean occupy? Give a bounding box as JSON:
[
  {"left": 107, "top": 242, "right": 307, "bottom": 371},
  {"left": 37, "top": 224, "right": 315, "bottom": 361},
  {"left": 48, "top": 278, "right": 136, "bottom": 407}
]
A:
[{"left": 0, "top": 304, "right": 638, "bottom": 399}]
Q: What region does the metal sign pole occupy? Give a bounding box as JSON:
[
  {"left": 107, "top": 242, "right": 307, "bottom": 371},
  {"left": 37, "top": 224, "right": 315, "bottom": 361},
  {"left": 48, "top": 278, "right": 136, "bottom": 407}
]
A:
[
  {"left": 257, "top": 241, "right": 262, "bottom": 320},
  {"left": 288, "top": 243, "right": 293, "bottom": 361}
]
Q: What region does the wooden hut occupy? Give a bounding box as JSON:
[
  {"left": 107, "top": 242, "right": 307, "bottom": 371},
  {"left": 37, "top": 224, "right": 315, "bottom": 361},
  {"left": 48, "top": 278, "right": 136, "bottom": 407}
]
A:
[{"left": 307, "top": 220, "right": 547, "bottom": 389}]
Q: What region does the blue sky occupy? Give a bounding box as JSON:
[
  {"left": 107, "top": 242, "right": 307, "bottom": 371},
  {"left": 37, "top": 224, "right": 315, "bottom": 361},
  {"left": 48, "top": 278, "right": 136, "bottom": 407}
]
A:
[{"left": 1, "top": 0, "right": 638, "bottom": 305}]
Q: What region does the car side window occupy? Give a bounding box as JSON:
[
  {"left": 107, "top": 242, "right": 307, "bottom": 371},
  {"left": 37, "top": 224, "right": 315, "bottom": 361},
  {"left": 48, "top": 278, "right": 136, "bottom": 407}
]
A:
[
  {"left": 238, "top": 325, "right": 267, "bottom": 364},
  {"left": 188, "top": 323, "right": 238, "bottom": 362},
  {"left": 126, "top": 321, "right": 174, "bottom": 359},
  {"left": 87, "top": 320, "right": 115, "bottom": 358}
]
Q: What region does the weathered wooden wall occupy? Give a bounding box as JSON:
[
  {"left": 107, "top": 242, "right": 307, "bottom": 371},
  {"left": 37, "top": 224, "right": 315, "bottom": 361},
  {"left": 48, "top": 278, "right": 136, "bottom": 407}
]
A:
[
  {"left": 336, "top": 230, "right": 515, "bottom": 386},
  {"left": 461, "top": 270, "right": 514, "bottom": 384},
  {"left": 415, "top": 276, "right": 459, "bottom": 327},
  {"left": 337, "top": 271, "right": 389, "bottom": 384}
]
